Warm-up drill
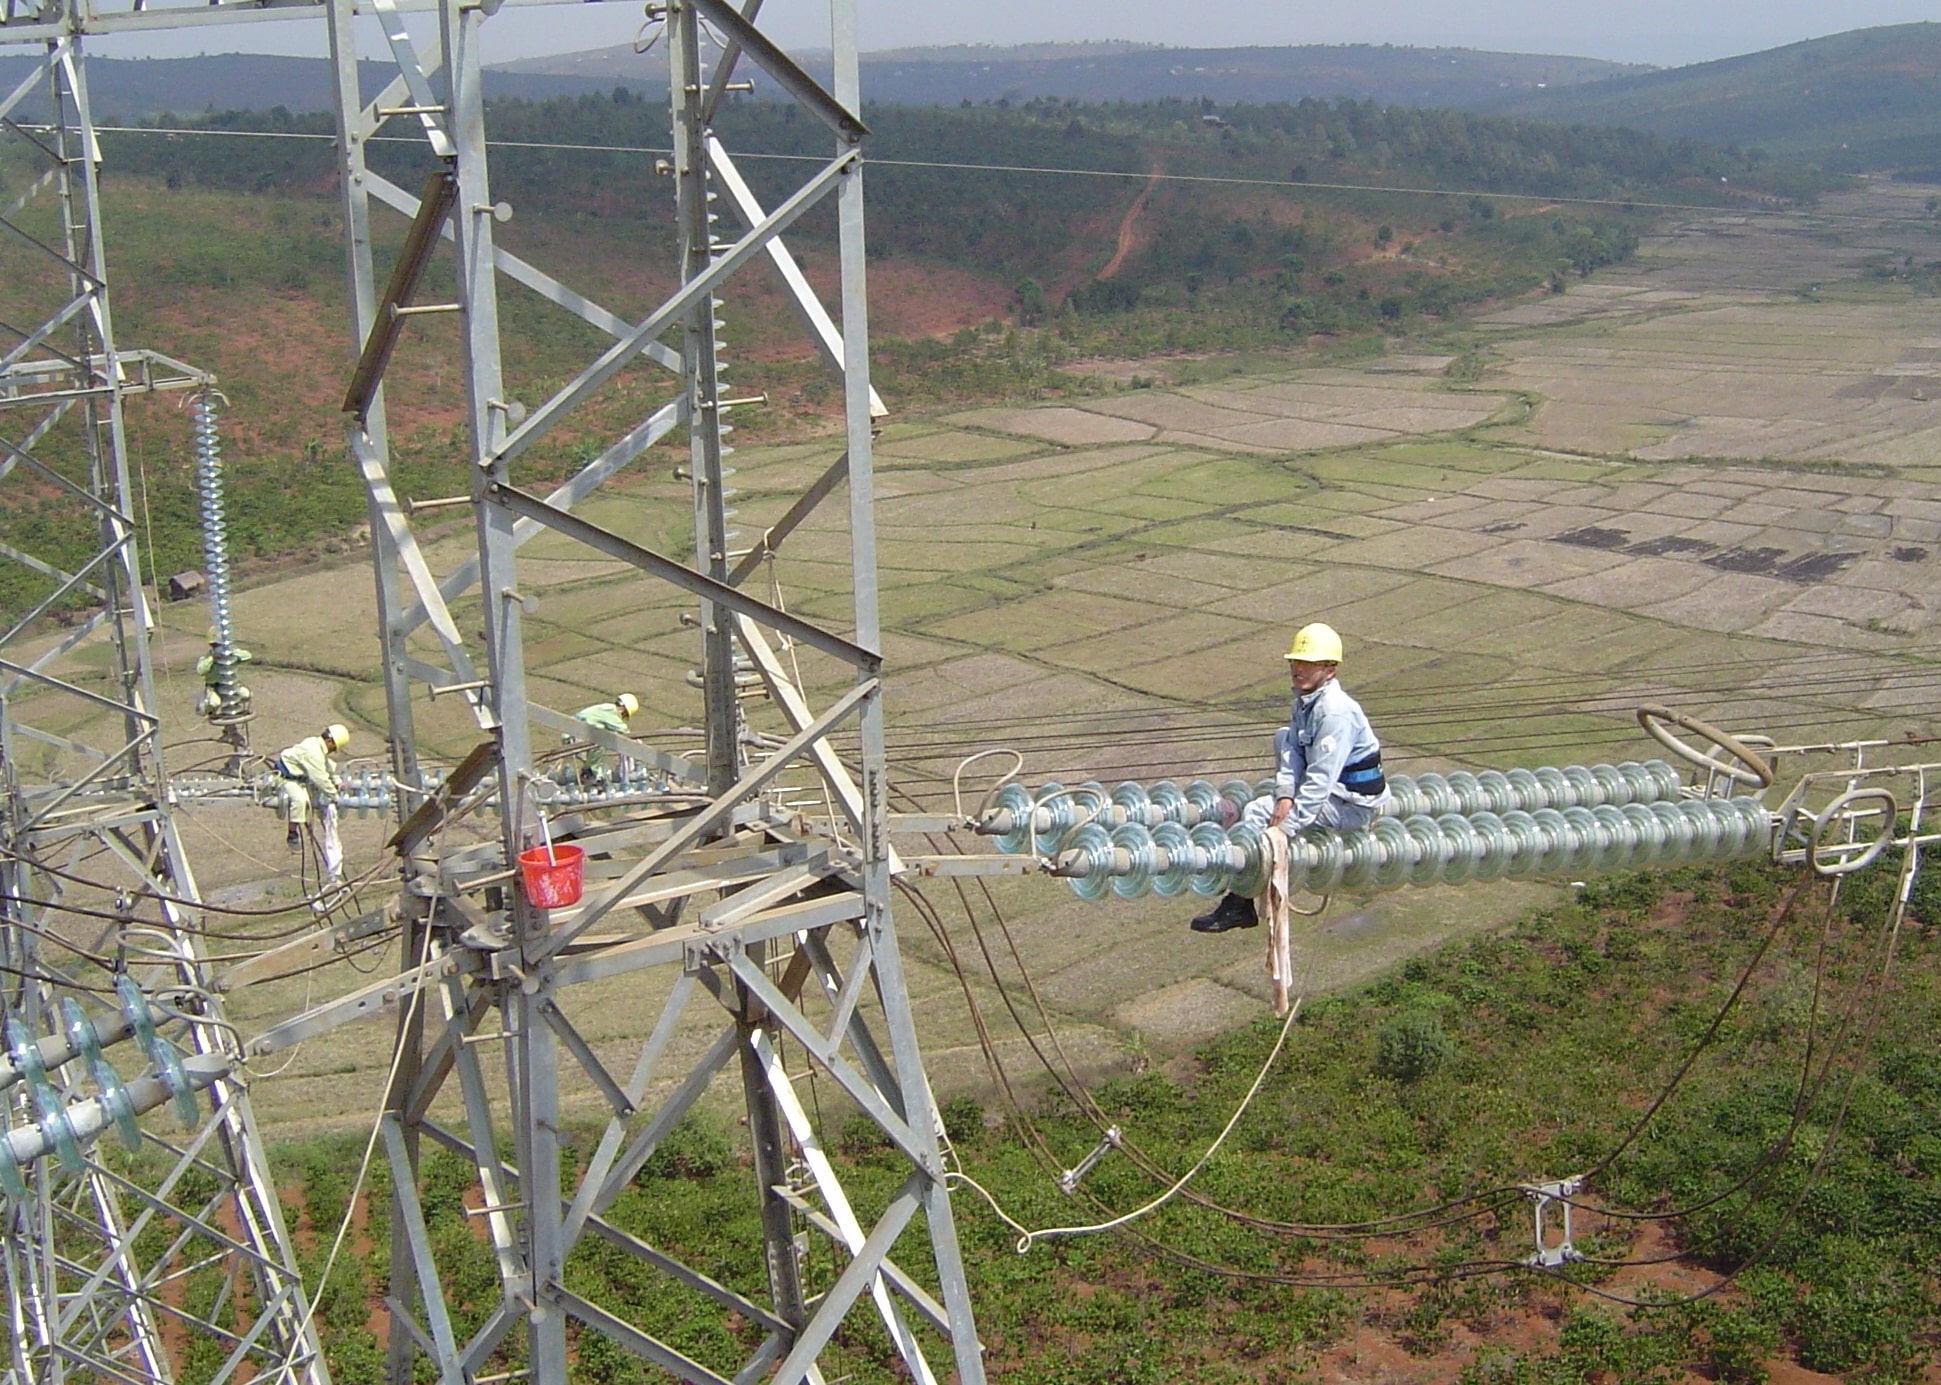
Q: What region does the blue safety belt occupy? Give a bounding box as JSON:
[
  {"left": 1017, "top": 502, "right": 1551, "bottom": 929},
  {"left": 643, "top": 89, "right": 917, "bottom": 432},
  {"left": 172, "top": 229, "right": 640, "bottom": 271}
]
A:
[{"left": 1340, "top": 750, "right": 1386, "bottom": 796}]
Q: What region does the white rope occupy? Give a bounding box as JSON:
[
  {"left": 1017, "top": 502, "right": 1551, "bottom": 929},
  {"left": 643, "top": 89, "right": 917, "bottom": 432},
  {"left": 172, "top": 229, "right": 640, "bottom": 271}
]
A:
[
  {"left": 948, "top": 996, "right": 1301, "bottom": 1253},
  {"left": 284, "top": 922, "right": 439, "bottom": 1347}
]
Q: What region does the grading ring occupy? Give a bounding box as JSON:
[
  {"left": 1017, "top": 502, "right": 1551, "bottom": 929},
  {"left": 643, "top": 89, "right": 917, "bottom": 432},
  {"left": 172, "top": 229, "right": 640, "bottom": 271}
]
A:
[
  {"left": 1807, "top": 788, "right": 1897, "bottom": 878},
  {"left": 1636, "top": 704, "right": 1773, "bottom": 789}
]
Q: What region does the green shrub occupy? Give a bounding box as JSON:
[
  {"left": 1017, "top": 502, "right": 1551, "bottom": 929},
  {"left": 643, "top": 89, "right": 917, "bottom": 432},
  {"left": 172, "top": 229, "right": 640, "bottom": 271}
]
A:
[
  {"left": 1697, "top": 1301, "right": 1779, "bottom": 1385},
  {"left": 1833, "top": 834, "right": 1938, "bottom": 929},
  {"left": 1374, "top": 1010, "right": 1456, "bottom": 1083},
  {"left": 1603, "top": 923, "right": 1644, "bottom": 962},
  {"left": 1791, "top": 1239, "right": 1932, "bottom": 1379},
  {"left": 1577, "top": 871, "right": 1664, "bottom": 919},
  {"left": 939, "top": 1093, "right": 986, "bottom": 1145},
  {"left": 640, "top": 1115, "right": 734, "bottom": 1179},
  {"left": 836, "top": 1111, "right": 895, "bottom": 1160},
  {"left": 1091, "top": 1071, "right": 1185, "bottom": 1118}
]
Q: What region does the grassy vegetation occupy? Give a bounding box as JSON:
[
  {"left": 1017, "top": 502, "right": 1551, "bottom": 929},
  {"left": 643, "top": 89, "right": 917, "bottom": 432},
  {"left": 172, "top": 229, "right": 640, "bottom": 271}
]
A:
[{"left": 252, "top": 857, "right": 1939, "bottom": 1382}]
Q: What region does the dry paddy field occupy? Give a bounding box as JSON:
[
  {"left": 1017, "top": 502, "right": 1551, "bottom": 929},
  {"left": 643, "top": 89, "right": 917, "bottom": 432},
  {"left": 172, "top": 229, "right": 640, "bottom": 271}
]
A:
[{"left": 114, "top": 178, "right": 1941, "bottom": 1136}]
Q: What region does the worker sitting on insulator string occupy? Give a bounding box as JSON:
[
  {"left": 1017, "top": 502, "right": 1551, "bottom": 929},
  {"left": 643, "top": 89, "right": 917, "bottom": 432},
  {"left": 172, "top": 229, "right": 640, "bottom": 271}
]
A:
[
  {"left": 276, "top": 723, "right": 348, "bottom": 885},
  {"left": 1191, "top": 622, "right": 1390, "bottom": 933},
  {"left": 194, "top": 626, "right": 252, "bottom": 718},
  {"left": 569, "top": 693, "right": 640, "bottom": 786}
]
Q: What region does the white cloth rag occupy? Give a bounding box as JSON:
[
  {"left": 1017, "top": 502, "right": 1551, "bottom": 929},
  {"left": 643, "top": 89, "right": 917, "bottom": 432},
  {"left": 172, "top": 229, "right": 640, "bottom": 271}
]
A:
[{"left": 1255, "top": 825, "right": 1294, "bottom": 1016}]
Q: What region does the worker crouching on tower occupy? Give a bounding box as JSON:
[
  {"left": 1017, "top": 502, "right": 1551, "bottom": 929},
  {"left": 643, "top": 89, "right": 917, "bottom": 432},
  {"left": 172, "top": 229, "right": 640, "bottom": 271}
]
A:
[
  {"left": 277, "top": 723, "right": 348, "bottom": 886},
  {"left": 1191, "top": 623, "right": 1390, "bottom": 932},
  {"left": 571, "top": 693, "right": 640, "bottom": 785},
  {"left": 194, "top": 626, "right": 252, "bottom": 718}
]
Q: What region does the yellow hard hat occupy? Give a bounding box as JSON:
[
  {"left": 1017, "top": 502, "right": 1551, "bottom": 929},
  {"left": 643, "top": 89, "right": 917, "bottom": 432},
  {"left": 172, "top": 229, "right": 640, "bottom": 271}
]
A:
[
  {"left": 1284, "top": 623, "right": 1343, "bottom": 664},
  {"left": 323, "top": 723, "right": 350, "bottom": 752},
  {"left": 206, "top": 625, "right": 221, "bottom": 643},
  {"left": 615, "top": 693, "right": 640, "bottom": 718}
]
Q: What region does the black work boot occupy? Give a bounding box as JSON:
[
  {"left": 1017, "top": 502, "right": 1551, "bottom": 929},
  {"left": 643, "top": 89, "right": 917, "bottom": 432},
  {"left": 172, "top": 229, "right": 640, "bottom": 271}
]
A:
[
  {"left": 286, "top": 825, "right": 303, "bottom": 854},
  {"left": 1189, "top": 892, "right": 1258, "bottom": 933}
]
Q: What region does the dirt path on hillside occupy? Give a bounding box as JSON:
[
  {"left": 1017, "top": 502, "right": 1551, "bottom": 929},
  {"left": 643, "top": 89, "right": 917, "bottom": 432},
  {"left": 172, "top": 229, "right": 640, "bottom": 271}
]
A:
[{"left": 1097, "top": 160, "right": 1162, "bottom": 280}]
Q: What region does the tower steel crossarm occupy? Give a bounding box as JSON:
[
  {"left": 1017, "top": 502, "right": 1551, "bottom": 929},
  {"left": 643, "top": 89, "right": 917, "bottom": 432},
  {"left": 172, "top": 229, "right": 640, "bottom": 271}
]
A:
[{"left": 0, "top": 20, "right": 326, "bottom": 1385}]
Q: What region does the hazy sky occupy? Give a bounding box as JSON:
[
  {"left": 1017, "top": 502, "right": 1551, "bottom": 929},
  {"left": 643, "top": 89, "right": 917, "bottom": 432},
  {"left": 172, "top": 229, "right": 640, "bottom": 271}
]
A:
[{"left": 93, "top": 0, "right": 1940, "bottom": 69}]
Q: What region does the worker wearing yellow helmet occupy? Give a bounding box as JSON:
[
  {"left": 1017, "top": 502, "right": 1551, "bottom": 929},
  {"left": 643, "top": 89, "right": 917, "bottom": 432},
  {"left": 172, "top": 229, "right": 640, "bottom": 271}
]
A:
[
  {"left": 275, "top": 723, "right": 350, "bottom": 885},
  {"left": 571, "top": 694, "right": 640, "bottom": 785},
  {"left": 194, "top": 625, "right": 253, "bottom": 718},
  {"left": 1191, "top": 623, "right": 1390, "bottom": 933}
]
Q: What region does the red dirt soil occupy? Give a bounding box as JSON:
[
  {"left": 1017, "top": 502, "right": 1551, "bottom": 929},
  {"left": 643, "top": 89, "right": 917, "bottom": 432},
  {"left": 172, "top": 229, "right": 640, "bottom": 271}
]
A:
[{"left": 1098, "top": 161, "right": 1163, "bottom": 281}]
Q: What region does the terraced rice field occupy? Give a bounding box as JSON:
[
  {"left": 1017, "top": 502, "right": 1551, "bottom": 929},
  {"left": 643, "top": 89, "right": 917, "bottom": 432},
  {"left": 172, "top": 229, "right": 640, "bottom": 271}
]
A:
[{"left": 129, "top": 178, "right": 1941, "bottom": 1134}]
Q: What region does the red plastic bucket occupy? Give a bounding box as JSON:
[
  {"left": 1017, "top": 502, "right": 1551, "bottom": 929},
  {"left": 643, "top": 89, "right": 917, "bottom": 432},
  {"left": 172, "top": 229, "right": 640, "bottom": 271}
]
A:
[{"left": 518, "top": 843, "right": 585, "bottom": 908}]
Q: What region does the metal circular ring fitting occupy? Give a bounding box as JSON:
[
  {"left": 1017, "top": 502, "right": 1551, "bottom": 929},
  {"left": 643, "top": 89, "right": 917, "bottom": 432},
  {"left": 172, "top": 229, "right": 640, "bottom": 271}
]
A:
[
  {"left": 1807, "top": 788, "right": 1898, "bottom": 878},
  {"left": 1636, "top": 703, "right": 1774, "bottom": 789}
]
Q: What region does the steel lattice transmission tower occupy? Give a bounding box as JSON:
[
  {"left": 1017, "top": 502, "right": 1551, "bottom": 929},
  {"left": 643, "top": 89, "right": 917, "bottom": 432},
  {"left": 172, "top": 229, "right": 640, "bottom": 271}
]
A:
[
  {"left": 262, "top": 0, "right": 992, "bottom": 1375},
  {"left": 0, "top": 19, "right": 327, "bottom": 1385}
]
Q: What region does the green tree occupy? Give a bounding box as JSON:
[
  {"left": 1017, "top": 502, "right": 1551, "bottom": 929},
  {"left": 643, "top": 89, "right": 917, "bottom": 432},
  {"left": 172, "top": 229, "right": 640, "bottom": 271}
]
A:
[{"left": 1014, "top": 277, "right": 1048, "bottom": 325}]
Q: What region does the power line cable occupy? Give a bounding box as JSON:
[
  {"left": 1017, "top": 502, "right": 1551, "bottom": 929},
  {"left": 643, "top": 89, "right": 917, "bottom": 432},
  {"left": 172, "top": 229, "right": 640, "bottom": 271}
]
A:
[
  {"left": 1, "top": 839, "right": 391, "bottom": 932},
  {"left": 886, "top": 656, "right": 1935, "bottom": 758},
  {"left": 83, "top": 123, "right": 1931, "bottom": 228}
]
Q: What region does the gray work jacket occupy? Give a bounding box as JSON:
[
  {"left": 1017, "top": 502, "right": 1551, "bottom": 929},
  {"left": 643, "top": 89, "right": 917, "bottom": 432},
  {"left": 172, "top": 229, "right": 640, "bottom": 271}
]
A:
[{"left": 1275, "top": 678, "right": 1383, "bottom": 831}]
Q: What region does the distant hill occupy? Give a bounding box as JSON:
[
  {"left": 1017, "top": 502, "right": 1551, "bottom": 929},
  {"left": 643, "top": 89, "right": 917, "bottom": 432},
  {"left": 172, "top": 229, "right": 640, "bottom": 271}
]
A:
[
  {"left": 0, "top": 41, "right": 1645, "bottom": 126},
  {"left": 31, "top": 28, "right": 1941, "bottom": 180},
  {"left": 494, "top": 40, "right": 1648, "bottom": 109},
  {"left": 1488, "top": 23, "right": 1941, "bottom": 172},
  {"left": 0, "top": 53, "right": 650, "bottom": 120}
]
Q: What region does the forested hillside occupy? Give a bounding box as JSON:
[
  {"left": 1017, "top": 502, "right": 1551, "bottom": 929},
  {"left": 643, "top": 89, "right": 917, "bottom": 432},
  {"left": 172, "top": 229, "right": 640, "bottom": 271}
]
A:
[
  {"left": 0, "top": 40, "right": 1646, "bottom": 123},
  {"left": 108, "top": 92, "right": 1820, "bottom": 320},
  {"left": 491, "top": 38, "right": 1649, "bottom": 110}
]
